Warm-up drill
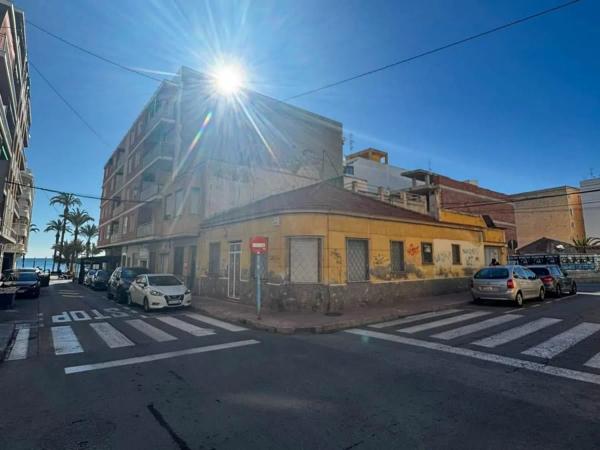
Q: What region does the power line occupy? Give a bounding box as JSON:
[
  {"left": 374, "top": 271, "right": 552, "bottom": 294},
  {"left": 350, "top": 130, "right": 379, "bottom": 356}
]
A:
[
  {"left": 29, "top": 61, "right": 111, "bottom": 147},
  {"left": 283, "top": 0, "right": 581, "bottom": 101},
  {"left": 27, "top": 20, "right": 163, "bottom": 83}
]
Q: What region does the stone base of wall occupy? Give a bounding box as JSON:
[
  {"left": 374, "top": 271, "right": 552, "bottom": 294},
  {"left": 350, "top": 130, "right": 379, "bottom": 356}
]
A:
[
  {"left": 199, "top": 276, "right": 470, "bottom": 313},
  {"left": 570, "top": 271, "right": 600, "bottom": 283}
]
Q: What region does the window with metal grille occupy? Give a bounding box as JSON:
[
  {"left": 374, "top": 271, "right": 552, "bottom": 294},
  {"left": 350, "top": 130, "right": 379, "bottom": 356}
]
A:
[
  {"left": 289, "top": 237, "right": 321, "bottom": 283},
  {"left": 452, "top": 244, "right": 461, "bottom": 265},
  {"left": 390, "top": 241, "right": 405, "bottom": 274},
  {"left": 208, "top": 242, "right": 220, "bottom": 275},
  {"left": 347, "top": 239, "right": 369, "bottom": 282},
  {"left": 421, "top": 242, "right": 433, "bottom": 265}
]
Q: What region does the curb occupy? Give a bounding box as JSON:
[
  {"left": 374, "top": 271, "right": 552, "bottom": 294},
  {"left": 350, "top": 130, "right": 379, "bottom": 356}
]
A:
[
  {"left": 194, "top": 301, "right": 470, "bottom": 335},
  {"left": 0, "top": 322, "right": 15, "bottom": 362}
]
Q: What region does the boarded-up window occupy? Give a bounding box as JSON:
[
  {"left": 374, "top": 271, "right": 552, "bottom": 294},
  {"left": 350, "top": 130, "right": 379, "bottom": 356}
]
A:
[
  {"left": 452, "top": 244, "right": 461, "bottom": 265},
  {"left": 347, "top": 239, "right": 369, "bottom": 282},
  {"left": 390, "top": 241, "right": 405, "bottom": 274},
  {"left": 208, "top": 242, "right": 220, "bottom": 275},
  {"left": 422, "top": 242, "right": 433, "bottom": 265},
  {"left": 289, "top": 237, "right": 320, "bottom": 283}
]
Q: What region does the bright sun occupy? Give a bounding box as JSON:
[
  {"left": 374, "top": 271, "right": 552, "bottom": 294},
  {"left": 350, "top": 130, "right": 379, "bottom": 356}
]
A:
[{"left": 214, "top": 65, "right": 244, "bottom": 95}]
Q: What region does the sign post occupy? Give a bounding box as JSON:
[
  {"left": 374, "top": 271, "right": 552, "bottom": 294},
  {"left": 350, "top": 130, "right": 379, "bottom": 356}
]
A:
[{"left": 249, "top": 237, "right": 268, "bottom": 320}]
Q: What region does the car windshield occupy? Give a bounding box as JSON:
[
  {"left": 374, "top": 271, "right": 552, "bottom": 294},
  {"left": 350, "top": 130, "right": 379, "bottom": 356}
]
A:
[
  {"left": 15, "top": 272, "right": 38, "bottom": 281},
  {"left": 122, "top": 268, "right": 149, "bottom": 278},
  {"left": 530, "top": 267, "right": 550, "bottom": 276},
  {"left": 474, "top": 268, "right": 509, "bottom": 279},
  {"left": 148, "top": 275, "right": 182, "bottom": 286},
  {"left": 96, "top": 270, "right": 109, "bottom": 278}
]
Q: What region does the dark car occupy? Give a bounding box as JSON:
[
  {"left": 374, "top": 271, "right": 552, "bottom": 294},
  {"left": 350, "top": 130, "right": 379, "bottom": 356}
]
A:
[
  {"left": 107, "top": 267, "right": 150, "bottom": 303},
  {"left": 1, "top": 271, "right": 41, "bottom": 298},
  {"left": 90, "top": 270, "right": 110, "bottom": 290},
  {"left": 2, "top": 267, "right": 49, "bottom": 287},
  {"left": 528, "top": 265, "right": 577, "bottom": 297},
  {"left": 84, "top": 269, "right": 97, "bottom": 286}
]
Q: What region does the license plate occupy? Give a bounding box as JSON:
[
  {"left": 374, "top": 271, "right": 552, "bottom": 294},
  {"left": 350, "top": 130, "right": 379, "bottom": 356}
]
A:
[
  {"left": 480, "top": 286, "right": 494, "bottom": 292},
  {"left": 167, "top": 300, "right": 181, "bottom": 305}
]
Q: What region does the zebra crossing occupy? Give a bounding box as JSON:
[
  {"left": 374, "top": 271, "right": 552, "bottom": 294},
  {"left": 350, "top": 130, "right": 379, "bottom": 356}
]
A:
[
  {"left": 4, "top": 312, "right": 248, "bottom": 362},
  {"left": 349, "top": 307, "right": 600, "bottom": 384}
]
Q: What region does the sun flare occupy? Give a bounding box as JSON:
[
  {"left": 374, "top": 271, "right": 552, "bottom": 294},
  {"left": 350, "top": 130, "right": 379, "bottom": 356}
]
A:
[{"left": 213, "top": 65, "right": 244, "bottom": 95}]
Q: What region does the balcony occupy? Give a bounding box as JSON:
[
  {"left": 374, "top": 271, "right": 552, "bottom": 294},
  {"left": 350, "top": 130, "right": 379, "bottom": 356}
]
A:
[
  {"left": 137, "top": 222, "right": 154, "bottom": 238},
  {"left": 140, "top": 183, "right": 163, "bottom": 202},
  {"left": 16, "top": 222, "right": 27, "bottom": 237},
  {"left": 141, "top": 142, "right": 174, "bottom": 168},
  {"left": 109, "top": 233, "right": 122, "bottom": 244}
]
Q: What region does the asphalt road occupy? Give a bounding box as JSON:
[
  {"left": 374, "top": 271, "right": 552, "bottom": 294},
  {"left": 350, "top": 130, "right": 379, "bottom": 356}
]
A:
[{"left": 2, "top": 281, "right": 600, "bottom": 449}]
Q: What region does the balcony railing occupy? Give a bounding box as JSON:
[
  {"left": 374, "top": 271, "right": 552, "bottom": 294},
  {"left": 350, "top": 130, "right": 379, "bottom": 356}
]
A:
[
  {"left": 109, "top": 233, "right": 122, "bottom": 243},
  {"left": 140, "top": 183, "right": 162, "bottom": 202},
  {"left": 141, "top": 142, "right": 174, "bottom": 168},
  {"left": 137, "top": 223, "right": 154, "bottom": 238}
]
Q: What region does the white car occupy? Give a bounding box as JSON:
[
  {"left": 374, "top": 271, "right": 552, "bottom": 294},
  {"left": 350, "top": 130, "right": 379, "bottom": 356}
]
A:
[{"left": 127, "top": 274, "right": 192, "bottom": 312}]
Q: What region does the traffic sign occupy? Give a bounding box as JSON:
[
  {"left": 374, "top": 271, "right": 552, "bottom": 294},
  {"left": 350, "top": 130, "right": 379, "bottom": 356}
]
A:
[{"left": 250, "top": 236, "right": 268, "bottom": 254}]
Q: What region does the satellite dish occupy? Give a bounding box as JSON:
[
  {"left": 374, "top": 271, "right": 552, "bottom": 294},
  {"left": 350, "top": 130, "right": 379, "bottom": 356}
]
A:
[{"left": 555, "top": 244, "right": 565, "bottom": 252}]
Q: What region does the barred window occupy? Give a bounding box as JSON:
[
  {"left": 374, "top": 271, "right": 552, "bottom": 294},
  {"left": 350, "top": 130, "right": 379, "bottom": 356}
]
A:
[
  {"left": 347, "top": 239, "right": 369, "bottom": 282},
  {"left": 289, "top": 237, "right": 321, "bottom": 283},
  {"left": 452, "top": 244, "right": 461, "bottom": 265},
  {"left": 208, "top": 242, "right": 220, "bottom": 275},
  {"left": 422, "top": 242, "right": 433, "bottom": 265},
  {"left": 390, "top": 241, "right": 405, "bottom": 274}
]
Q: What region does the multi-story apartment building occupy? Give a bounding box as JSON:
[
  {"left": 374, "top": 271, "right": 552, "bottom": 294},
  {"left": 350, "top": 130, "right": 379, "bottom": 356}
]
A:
[
  {"left": 580, "top": 177, "right": 600, "bottom": 238},
  {"left": 0, "top": 2, "right": 33, "bottom": 270},
  {"left": 511, "top": 186, "right": 586, "bottom": 248},
  {"left": 98, "top": 66, "right": 343, "bottom": 290}
]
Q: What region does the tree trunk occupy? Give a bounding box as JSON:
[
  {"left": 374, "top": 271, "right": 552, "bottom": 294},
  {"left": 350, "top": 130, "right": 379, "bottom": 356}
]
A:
[
  {"left": 51, "top": 231, "right": 59, "bottom": 272},
  {"left": 58, "top": 210, "right": 68, "bottom": 268},
  {"left": 85, "top": 238, "right": 91, "bottom": 258},
  {"left": 70, "top": 228, "right": 79, "bottom": 272}
]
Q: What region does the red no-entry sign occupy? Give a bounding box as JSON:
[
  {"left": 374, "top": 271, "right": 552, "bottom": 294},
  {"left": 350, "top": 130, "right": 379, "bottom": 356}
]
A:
[{"left": 250, "top": 236, "right": 268, "bottom": 254}]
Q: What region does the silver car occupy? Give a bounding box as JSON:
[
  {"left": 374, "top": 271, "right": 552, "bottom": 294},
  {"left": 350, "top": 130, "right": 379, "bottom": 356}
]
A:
[{"left": 471, "top": 265, "right": 545, "bottom": 307}]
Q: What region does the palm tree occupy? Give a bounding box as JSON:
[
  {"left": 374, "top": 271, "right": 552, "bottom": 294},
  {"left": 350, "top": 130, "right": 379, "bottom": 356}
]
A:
[
  {"left": 67, "top": 208, "right": 93, "bottom": 270},
  {"left": 29, "top": 223, "right": 39, "bottom": 233},
  {"left": 572, "top": 237, "right": 600, "bottom": 254},
  {"left": 50, "top": 193, "right": 81, "bottom": 266},
  {"left": 44, "top": 219, "right": 71, "bottom": 272},
  {"left": 80, "top": 224, "right": 99, "bottom": 258}
]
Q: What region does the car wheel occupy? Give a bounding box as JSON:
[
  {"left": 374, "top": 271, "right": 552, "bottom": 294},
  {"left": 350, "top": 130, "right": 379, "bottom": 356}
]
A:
[
  {"left": 555, "top": 285, "right": 562, "bottom": 298},
  {"left": 515, "top": 291, "right": 523, "bottom": 307},
  {"left": 538, "top": 287, "right": 545, "bottom": 301},
  {"left": 143, "top": 297, "right": 150, "bottom": 313},
  {"left": 571, "top": 282, "right": 577, "bottom": 295}
]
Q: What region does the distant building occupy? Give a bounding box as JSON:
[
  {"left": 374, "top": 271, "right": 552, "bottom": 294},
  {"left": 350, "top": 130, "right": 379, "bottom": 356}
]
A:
[
  {"left": 197, "top": 182, "right": 506, "bottom": 310},
  {"left": 580, "top": 178, "right": 600, "bottom": 238},
  {"left": 0, "top": 2, "right": 33, "bottom": 270},
  {"left": 97, "top": 67, "right": 343, "bottom": 290},
  {"left": 511, "top": 186, "right": 585, "bottom": 248}
]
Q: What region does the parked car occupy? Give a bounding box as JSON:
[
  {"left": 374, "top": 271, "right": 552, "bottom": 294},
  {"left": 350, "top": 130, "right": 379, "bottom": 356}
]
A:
[
  {"left": 471, "top": 265, "right": 545, "bottom": 306},
  {"left": 90, "top": 270, "right": 110, "bottom": 290},
  {"left": 83, "top": 269, "right": 97, "bottom": 286},
  {"left": 1, "top": 271, "right": 41, "bottom": 298},
  {"left": 107, "top": 267, "right": 150, "bottom": 303},
  {"left": 528, "top": 265, "right": 577, "bottom": 297},
  {"left": 38, "top": 270, "right": 50, "bottom": 287},
  {"left": 128, "top": 274, "right": 192, "bottom": 312},
  {"left": 3, "top": 267, "right": 49, "bottom": 288}
]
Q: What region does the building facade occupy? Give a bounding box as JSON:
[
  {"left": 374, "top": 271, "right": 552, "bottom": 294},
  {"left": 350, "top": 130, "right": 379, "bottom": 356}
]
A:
[
  {"left": 580, "top": 178, "right": 600, "bottom": 238},
  {"left": 98, "top": 67, "right": 343, "bottom": 290},
  {"left": 197, "top": 182, "right": 506, "bottom": 312},
  {"left": 511, "top": 186, "right": 585, "bottom": 248},
  {"left": 0, "top": 2, "right": 33, "bottom": 270}
]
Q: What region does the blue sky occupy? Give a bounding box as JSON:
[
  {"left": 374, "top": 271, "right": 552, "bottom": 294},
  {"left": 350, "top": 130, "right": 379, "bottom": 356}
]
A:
[{"left": 18, "top": 0, "right": 598, "bottom": 256}]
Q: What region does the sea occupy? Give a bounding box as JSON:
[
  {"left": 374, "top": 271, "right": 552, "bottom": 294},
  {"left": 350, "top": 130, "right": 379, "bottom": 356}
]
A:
[{"left": 18, "top": 257, "right": 80, "bottom": 273}]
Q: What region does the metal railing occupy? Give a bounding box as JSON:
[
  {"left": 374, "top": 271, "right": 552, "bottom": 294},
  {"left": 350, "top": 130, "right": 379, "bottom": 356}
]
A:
[
  {"left": 140, "top": 183, "right": 162, "bottom": 201},
  {"left": 141, "top": 142, "right": 174, "bottom": 167},
  {"left": 137, "top": 222, "right": 154, "bottom": 238}
]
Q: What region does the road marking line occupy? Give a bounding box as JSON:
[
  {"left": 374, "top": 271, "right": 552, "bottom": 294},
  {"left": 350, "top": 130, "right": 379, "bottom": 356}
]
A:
[
  {"left": 140, "top": 314, "right": 148, "bottom": 319},
  {"left": 369, "top": 309, "right": 463, "bottom": 329},
  {"left": 184, "top": 313, "right": 247, "bottom": 332},
  {"left": 579, "top": 292, "right": 600, "bottom": 296},
  {"left": 398, "top": 311, "right": 491, "bottom": 334},
  {"left": 126, "top": 319, "right": 177, "bottom": 342},
  {"left": 6, "top": 327, "right": 30, "bottom": 360},
  {"left": 90, "top": 322, "right": 135, "bottom": 348},
  {"left": 472, "top": 317, "right": 562, "bottom": 348},
  {"left": 156, "top": 316, "right": 215, "bottom": 337},
  {"left": 64, "top": 339, "right": 260, "bottom": 375},
  {"left": 432, "top": 314, "right": 522, "bottom": 341},
  {"left": 584, "top": 352, "right": 600, "bottom": 369},
  {"left": 531, "top": 304, "right": 541, "bottom": 308},
  {"left": 522, "top": 322, "right": 600, "bottom": 359},
  {"left": 346, "top": 329, "right": 600, "bottom": 386},
  {"left": 51, "top": 326, "right": 84, "bottom": 355}
]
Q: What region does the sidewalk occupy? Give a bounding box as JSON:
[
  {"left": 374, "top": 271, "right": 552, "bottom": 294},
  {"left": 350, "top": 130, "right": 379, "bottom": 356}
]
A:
[
  {"left": 0, "top": 291, "right": 41, "bottom": 361},
  {"left": 192, "top": 291, "right": 472, "bottom": 334}
]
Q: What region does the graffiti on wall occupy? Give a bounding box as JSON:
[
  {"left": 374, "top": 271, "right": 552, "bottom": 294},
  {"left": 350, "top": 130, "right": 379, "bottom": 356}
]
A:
[{"left": 407, "top": 243, "right": 420, "bottom": 257}]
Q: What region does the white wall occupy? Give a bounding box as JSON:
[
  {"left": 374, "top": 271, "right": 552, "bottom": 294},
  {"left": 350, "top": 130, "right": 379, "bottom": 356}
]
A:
[
  {"left": 580, "top": 178, "right": 600, "bottom": 237},
  {"left": 345, "top": 157, "right": 413, "bottom": 191}
]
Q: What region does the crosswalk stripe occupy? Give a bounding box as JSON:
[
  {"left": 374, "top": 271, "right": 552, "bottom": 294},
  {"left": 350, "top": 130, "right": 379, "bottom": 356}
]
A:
[
  {"left": 156, "top": 316, "right": 215, "bottom": 337},
  {"left": 369, "top": 309, "right": 463, "bottom": 329},
  {"left": 398, "top": 311, "right": 491, "bottom": 334},
  {"left": 51, "top": 326, "right": 84, "bottom": 355},
  {"left": 584, "top": 352, "right": 600, "bottom": 369},
  {"left": 126, "top": 319, "right": 177, "bottom": 342},
  {"left": 432, "top": 314, "right": 522, "bottom": 340},
  {"left": 184, "top": 313, "right": 247, "bottom": 332},
  {"left": 522, "top": 322, "right": 600, "bottom": 359},
  {"left": 90, "top": 322, "right": 135, "bottom": 348},
  {"left": 472, "top": 318, "right": 562, "bottom": 348},
  {"left": 7, "top": 326, "right": 30, "bottom": 360}
]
